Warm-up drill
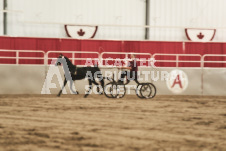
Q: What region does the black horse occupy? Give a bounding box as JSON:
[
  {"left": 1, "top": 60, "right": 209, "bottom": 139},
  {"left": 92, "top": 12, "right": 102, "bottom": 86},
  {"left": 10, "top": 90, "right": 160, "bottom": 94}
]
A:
[{"left": 55, "top": 54, "right": 104, "bottom": 98}]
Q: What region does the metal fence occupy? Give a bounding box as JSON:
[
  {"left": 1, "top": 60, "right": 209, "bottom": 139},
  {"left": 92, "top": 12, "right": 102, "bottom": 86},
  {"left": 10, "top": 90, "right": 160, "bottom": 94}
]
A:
[{"left": 0, "top": 49, "right": 226, "bottom": 68}]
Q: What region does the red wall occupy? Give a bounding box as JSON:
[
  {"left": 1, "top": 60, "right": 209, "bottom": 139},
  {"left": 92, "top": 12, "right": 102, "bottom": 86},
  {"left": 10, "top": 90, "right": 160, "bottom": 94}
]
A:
[{"left": 0, "top": 36, "right": 226, "bottom": 67}]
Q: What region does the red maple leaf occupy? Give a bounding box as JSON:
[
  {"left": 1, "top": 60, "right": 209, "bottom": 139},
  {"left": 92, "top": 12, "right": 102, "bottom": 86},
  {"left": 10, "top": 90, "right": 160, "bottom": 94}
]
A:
[
  {"left": 197, "top": 32, "right": 204, "bottom": 39},
  {"left": 77, "top": 29, "right": 85, "bottom": 36}
]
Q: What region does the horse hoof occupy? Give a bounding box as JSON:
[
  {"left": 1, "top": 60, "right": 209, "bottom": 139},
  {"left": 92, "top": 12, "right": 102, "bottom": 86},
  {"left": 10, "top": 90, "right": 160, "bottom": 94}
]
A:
[
  {"left": 57, "top": 95, "right": 60, "bottom": 97},
  {"left": 76, "top": 91, "right": 79, "bottom": 95},
  {"left": 84, "top": 94, "right": 88, "bottom": 98}
]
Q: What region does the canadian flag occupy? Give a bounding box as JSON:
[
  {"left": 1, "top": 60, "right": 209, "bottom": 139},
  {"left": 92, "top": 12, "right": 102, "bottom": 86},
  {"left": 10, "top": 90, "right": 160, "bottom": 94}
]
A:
[
  {"left": 65, "top": 25, "right": 98, "bottom": 39},
  {"left": 185, "top": 28, "right": 216, "bottom": 42}
]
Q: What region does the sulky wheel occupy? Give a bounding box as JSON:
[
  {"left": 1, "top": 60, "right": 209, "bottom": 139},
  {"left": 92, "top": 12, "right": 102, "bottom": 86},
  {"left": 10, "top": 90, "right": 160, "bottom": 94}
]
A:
[
  {"left": 136, "top": 84, "right": 144, "bottom": 99},
  {"left": 111, "top": 83, "right": 126, "bottom": 99},
  {"left": 140, "top": 83, "right": 156, "bottom": 99},
  {"left": 104, "top": 82, "right": 126, "bottom": 99},
  {"left": 104, "top": 82, "right": 115, "bottom": 98}
]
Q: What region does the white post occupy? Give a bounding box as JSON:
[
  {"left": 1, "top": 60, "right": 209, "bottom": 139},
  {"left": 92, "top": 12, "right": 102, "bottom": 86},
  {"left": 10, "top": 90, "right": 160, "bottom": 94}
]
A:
[
  {"left": 72, "top": 53, "right": 75, "bottom": 64},
  {"left": 16, "top": 50, "right": 19, "bottom": 65},
  {"left": 176, "top": 55, "right": 179, "bottom": 67}
]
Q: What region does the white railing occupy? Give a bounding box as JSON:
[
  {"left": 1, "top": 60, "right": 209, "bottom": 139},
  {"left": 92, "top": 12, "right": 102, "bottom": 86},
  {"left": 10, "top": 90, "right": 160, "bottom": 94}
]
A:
[
  {"left": 0, "top": 50, "right": 226, "bottom": 68},
  {"left": 0, "top": 49, "right": 45, "bottom": 65},
  {"left": 152, "top": 53, "right": 202, "bottom": 67},
  {"left": 100, "top": 52, "right": 152, "bottom": 67},
  {"left": 46, "top": 51, "right": 100, "bottom": 66},
  {"left": 202, "top": 54, "right": 226, "bottom": 67}
]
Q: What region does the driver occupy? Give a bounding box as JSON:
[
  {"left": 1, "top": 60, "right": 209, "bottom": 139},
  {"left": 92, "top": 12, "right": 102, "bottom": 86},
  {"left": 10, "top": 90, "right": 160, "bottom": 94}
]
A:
[{"left": 118, "top": 54, "right": 138, "bottom": 84}]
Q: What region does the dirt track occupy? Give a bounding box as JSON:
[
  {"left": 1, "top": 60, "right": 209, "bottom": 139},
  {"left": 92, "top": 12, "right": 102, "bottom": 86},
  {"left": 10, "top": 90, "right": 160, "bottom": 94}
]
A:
[{"left": 0, "top": 94, "right": 226, "bottom": 151}]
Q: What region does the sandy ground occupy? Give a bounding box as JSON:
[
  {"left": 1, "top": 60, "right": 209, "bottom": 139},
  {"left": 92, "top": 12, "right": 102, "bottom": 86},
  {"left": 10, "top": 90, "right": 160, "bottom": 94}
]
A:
[{"left": 0, "top": 94, "right": 226, "bottom": 151}]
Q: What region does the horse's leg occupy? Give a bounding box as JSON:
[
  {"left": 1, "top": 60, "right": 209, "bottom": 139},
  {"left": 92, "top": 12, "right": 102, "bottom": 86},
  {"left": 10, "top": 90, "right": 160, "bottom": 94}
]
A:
[
  {"left": 98, "top": 75, "right": 105, "bottom": 95},
  {"left": 84, "top": 79, "right": 92, "bottom": 98},
  {"left": 92, "top": 80, "right": 101, "bottom": 94},
  {"left": 69, "top": 79, "right": 79, "bottom": 94},
  {"left": 94, "top": 71, "right": 105, "bottom": 95},
  {"left": 57, "top": 78, "right": 67, "bottom": 97}
]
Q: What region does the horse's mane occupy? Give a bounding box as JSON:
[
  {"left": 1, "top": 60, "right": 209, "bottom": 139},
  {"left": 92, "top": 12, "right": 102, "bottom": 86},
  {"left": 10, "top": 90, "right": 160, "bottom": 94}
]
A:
[{"left": 64, "top": 56, "right": 74, "bottom": 66}]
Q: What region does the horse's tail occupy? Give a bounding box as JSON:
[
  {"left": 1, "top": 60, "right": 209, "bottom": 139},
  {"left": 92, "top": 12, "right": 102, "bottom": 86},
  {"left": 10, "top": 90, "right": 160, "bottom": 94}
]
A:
[
  {"left": 100, "top": 75, "right": 105, "bottom": 91},
  {"left": 95, "top": 66, "right": 104, "bottom": 90}
]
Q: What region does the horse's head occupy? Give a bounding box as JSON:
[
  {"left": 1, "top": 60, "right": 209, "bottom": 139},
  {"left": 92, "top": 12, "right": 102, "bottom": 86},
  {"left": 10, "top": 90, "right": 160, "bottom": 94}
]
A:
[{"left": 55, "top": 53, "right": 64, "bottom": 66}]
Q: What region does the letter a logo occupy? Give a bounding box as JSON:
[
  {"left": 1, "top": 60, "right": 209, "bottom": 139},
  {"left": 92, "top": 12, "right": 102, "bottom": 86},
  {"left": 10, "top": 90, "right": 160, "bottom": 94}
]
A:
[
  {"left": 166, "top": 70, "right": 188, "bottom": 94},
  {"left": 171, "top": 74, "right": 183, "bottom": 88}
]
